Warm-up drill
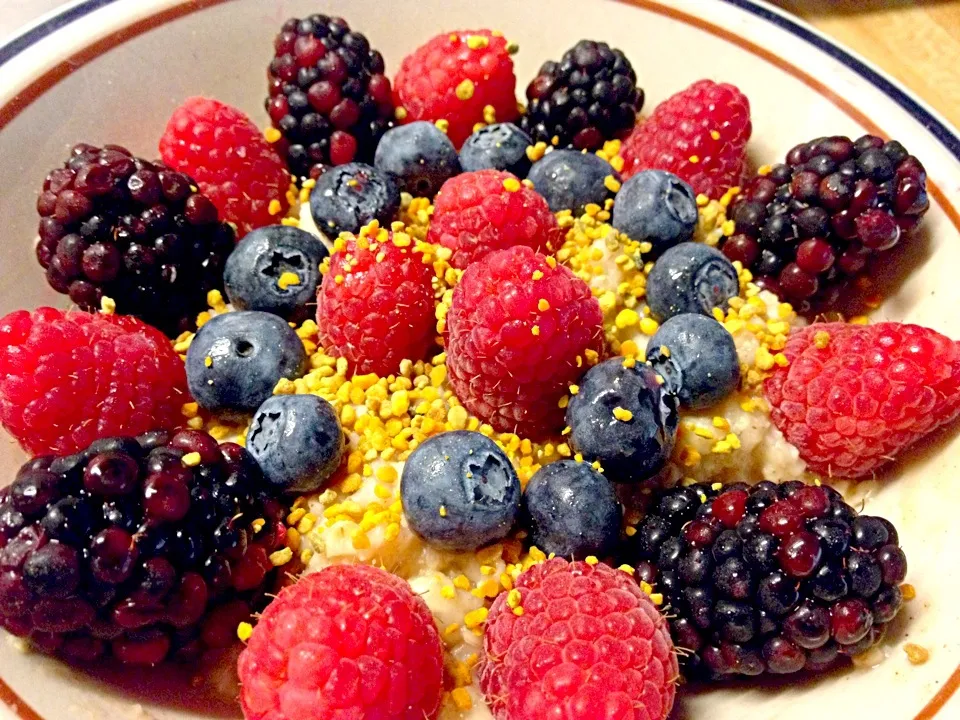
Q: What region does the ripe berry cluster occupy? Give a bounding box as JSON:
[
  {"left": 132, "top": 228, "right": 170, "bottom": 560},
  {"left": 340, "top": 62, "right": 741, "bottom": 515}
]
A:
[{"left": 0, "top": 430, "right": 284, "bottom": 664}]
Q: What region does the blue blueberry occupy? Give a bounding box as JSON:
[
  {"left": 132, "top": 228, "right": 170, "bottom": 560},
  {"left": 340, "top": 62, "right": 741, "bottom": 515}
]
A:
[
  {"left": 648, "top": 313, "right": 740, "bottom": 409},
  {"left": 223, "top": 225, "right": 328, "bottom": 322},
  {"left": 374, "top": 121, "right": 461, "bottom": 198},
  {"left": 309, "top": 162, "right": 399, "bottom": 239},
  {"left": 527, "top": 149, "right": 617, "bottom": 215},
  {"left": 247, "top": 394, "right": 344, "bottom": 494},
  {"left": 185, "top": 311, "right": 307, "bottom": 412},
  {"left": 400, "top": 430, "right": 520, "bottom": 551},
  {"left": 612, "top": 170, "right": 697, "bottom": 254},
  {"left": 524, "top": 459, "right": 622, "bottom": 559},
  {"left": 565, "top": 359, "right": 679, "bottom": 483},
  {"left": 459, "top": 123, "right": 533, "bottom": 177},
  {"left": 646, "top": 242, "right": 740, "bottom": 321}
]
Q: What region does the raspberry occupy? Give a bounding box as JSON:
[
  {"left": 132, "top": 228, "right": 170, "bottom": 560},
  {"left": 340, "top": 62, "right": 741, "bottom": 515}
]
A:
[
  {"left": 428, "top": 170, "right": 563, "bottom": 269},
  {"left": 237, "top": 564, "right": 444, "bottom": 720},
  {"left": 394, "top": 30, "right": 519, "bottom": 148},
  {"left": 621, "top": 80, "right": 751, "bottom": 199},
  {"left": 0, "top": 429, "right": 285, "bottom": 665},
  {"left": 629, "top": 481, "right": 907, "bottom": 679},
  {"left": 445, "top": 246, "right": 604, "bottom": 437},
  {"left": 479, "top": 558, "right": 677, "bottom": 720},
  {"left": 159, "top": 97, "right": 291, "bottom": 238},
  {"left": 0, "top": 308, "right": 188, "bottom": 456},
  {"left": 764, "top": 322, "right": 960, "bottom": 478},
  {"left": 316, "top": 227, "right": 436, "bottom": 375}
]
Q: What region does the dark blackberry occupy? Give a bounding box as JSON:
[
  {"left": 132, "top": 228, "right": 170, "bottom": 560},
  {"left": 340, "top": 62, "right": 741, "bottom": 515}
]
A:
[
  {"left": 520, "top": 39, "right": 643, "bottom": 151},
  {"left": 36, "top": 145, "right": 235, "bottom": 337},
  {"left": 720, "top": 135, "right": 929, "bottom": 313},
  {"left": 266, "top": 14, "right": 394, "bottom": 177},
  {"left": 625, "top": 482, "right": 907, "bottom": 680},
  {"left": 0, "top": 429, "right": 286, "bottom": 666}
]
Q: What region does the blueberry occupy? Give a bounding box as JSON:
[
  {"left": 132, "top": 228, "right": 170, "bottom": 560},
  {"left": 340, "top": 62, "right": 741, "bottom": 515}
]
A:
[
  {"left": 565, "top": 359, "right": 679, "bottom": 483},
  {"left": 527, "top": 149, "right": 617, "bottom": 214},
  {"left": 224, "top": 225, "right": 328, "bottom": 322},
  {"left": 523, "top": 459, "right": 622, "bottom": 558},
  {"left": 646, "top": 242, "right": 739, "bottom": 321},
  {"left": 459, "top": 123, "right": 533, "bottom": 177},
  {"left": 647, "top": 314, "right": 739, "bottom": 409},
  {"left": 309, "top": 162, "right": 400, "bottom": 239},
  {"left": 247, "top": 394, "right": 344, "bottom": 494},
  {"left": 374, "top": 121, "right": 461, "bottom": 198},
  {"left": 612, "top": 170, "right": 697, "bottom": 254},
  {"left": 400, "top": 431, "right": 520, "bottom": 551},
  {"left": 186, "top": 311, "right": 307, "bottom": 412}
]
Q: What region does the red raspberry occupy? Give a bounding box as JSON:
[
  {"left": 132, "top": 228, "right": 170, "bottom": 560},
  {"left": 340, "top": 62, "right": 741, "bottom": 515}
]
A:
[
  {"left": 237, "top": 564, "right": 444, "bottom": 720},
  {"left": 445, "top": 246, "right": 604, "bottom": 437},
  {"left": 160, "top": 96, "right": 291, "bottom": 237},
  {"left": 764, "top": 322, "right": 960, "bottom": 479},
  {"left": 480, "top": 558, "right": 677, "bottom": 720},
  {"left": 428, "top": 170, "right": 563, "bottom": 269},
  {"left": 316, "top": 229, "right": 436, "bottom": 375},
  {"left": 394, "top": 30, "right": 519, "bottom": 148},
  {"left": 620, "top": 80, "right": 751, "bottom": 199},
  {"left": 0, "top": 307, "right": 188, "bottom": 456}
]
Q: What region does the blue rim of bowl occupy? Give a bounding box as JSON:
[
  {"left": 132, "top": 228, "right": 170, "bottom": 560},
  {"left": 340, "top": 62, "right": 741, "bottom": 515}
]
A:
[
  {"left": 0, "top": 0, "right": 118, "bottom": 67},
  {"left": 2, "top": 0, "right": 960, "bottom": 164},
  {"left": 722, "top": 0, "right": 960, "bottom": 160}
]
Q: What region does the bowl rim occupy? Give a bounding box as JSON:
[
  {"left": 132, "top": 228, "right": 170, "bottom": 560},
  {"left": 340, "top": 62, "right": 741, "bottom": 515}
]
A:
[{"left": 0, "top": 0, "right": 958, "bottom": 719}]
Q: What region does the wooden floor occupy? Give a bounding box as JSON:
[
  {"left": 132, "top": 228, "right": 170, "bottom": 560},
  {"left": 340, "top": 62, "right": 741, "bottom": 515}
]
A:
[{"left": 772, "top": 0, "right": 960, "bottom": 130}]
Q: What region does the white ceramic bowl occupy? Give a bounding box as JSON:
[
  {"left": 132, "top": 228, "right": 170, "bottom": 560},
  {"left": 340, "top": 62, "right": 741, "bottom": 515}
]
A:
[{"left": 1, "top": 1, "right": 959, "bottom": 718}]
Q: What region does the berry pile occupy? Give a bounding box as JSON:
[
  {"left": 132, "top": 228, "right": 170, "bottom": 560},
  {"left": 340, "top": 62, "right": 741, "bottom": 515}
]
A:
[
  {"left": 629, "top": 482, "right": 907, "bottom": 679},
  {"left": 266, "top": 15, "right": 394, "bottom": 176},
  {"left": 36, "top": 144, "right": 235, "bottom": 337},
  {"left": 721, "top": 135, "right": 929, "bottom": 309},
  {"left": 0, "top": 308, "right": 188, "bottom": 457},
  {"left": 521, "top": 39, "right": 644, "bottom": 151},
  {"left": 0, "top": 430, "right": 285, "bottom": 665}
]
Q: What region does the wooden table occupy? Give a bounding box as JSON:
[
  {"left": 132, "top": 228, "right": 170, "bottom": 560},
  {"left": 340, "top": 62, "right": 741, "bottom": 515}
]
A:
[
  {"left": 771, "top": 0, "right": 960, "bottom": 130},
  {"left": 1, "top": 0, "right": 959, "bottom": 130}
]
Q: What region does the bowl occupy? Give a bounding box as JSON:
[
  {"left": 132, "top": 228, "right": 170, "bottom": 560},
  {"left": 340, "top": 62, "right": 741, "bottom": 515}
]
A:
[{"left": 1, "top": 0, "right": 959, "bottom": 718}]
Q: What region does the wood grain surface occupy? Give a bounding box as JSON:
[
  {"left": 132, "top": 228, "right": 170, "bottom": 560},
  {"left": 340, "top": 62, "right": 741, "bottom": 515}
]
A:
[{"left": 772, "top": 0, "right": 960, "bottom": 130}]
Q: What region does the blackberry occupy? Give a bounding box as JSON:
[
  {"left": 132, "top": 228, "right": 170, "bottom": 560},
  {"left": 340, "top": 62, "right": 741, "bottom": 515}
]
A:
[
  {"left": 266, "top": 14, "right": 394, "bottom": 178},
  {"left": 719, "top": 135, "right": 929, "bottom": 312},
  {"left": 35, "top": 144, "right": 235, "bottom": 337},
  {"left": 626, "top": 482, "right": 907, "bottom": 680},
  {"left": 0, "top": 429, "right": 286, "bottom": 665},
  {"left": 520, "top": 39, "right": 643, "bottom": 151}
]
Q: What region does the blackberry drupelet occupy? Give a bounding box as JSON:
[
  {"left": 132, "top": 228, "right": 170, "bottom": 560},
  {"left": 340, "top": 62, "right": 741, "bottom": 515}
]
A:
[
  {"left": 0, "top": 430, "right": 286, "bottom": 665},
  {"left": 35, "top": 144, "right": 235, "bottom": 337},
  {"left": 520, "top": 39, "right": 643, "bottom": 151},
  {"left": 627, "top": 481, "right": 907, "bottom": 680},
  {"left": 720, "top": 135, "right": 929, "bottom": 311},
  {"left": 266, "top": 14, "right": 394, "bottom": 177}
]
